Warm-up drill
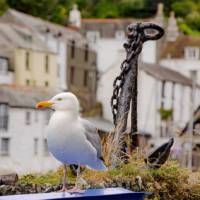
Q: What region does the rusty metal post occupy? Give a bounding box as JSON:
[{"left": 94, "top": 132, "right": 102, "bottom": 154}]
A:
[{"left": 111, "top": 22, "right": 164, "bottom": 151}]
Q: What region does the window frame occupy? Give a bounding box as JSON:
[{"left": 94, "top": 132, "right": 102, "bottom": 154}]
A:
[
  {"left": 71, "top": 40, "right": 75, "bottom": 59},
  {"left": 84, "top": 70, "right": 88, "bottom": 87},
  {"left": 34, "top": 138, "right": 38, "bottom": 155},
  {"left": 25, "top": 111, "right": 31, "bottom": 125},
  {"left": 0, "top": 57, "right": 9, "bottom": 75},
  {"left": 25, "top": 52, "right": 30, "bottom": 70},
  {"left": 0, "top": 103, "right": 9, "bottom": 130},
  {"left": 185, "top": 47, "right": 199, "bottom": 60},
  {"left": 84, "top": 44, "right": 89, "bottom": 62},
  {"left": 45, "top": 55, "right": 49, "bottom": 73},
  {"left": 43, "top": 138, "right": 49, "bottom": 156},
  {"left": 1, "top": 137, "right": 10, "bottom": 156},
  {"left": 70, "top": 66, "right": 75, "bottom": 85}
]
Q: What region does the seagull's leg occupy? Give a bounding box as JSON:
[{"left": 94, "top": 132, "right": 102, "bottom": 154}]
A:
[
  {"left": 68, "top": 164, "right": 85, "bottom": 193},
  {"left": 59, "top": 164, "right": 68, "bottom": 192}
]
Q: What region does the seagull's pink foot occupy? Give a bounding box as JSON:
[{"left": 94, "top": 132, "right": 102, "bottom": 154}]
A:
[
  {"left": 67, "top": 187, "right": 85, "bottom": 194},
  {"left": 58, "top": 186, "right": 68, "bottom": 192}
]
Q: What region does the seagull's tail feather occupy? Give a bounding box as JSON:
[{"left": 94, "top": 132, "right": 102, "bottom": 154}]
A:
[{"left": 87, "top": 159, "right": 107, "bottom": 171}]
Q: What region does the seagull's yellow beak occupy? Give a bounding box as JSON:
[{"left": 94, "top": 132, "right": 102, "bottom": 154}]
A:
[{"left": 36, "top": 101, "right": 53, "bottom": 109}]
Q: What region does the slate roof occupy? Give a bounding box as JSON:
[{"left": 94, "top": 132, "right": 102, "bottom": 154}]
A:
[
  {"left": 81, "top": 18, "right": 155, "bottom": 38},
  {"left": 1, "top": 9, "right": 86, "bottom": 45},
  {"left": 141, "top": 62, "right": 195, "bottom": 87},
  {"left": 161, "top": 35, "right": 200, "bottom": 58},
  {"left": 0, "top": 84, "right": 57, "bottom": 109},
  {"left": 0, "top": 22, "right": 51, "bottom": 53}
]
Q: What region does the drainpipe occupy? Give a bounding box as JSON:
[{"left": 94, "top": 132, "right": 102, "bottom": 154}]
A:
[{"left": 188, "top": 70, "right": 197, "bottom": 170}]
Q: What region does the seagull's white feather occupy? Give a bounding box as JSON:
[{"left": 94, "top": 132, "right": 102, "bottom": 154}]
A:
[{"left": 45, "top": 92, "right": 106, "bottom": 171}]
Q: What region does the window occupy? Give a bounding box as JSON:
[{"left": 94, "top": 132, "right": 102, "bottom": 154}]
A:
[
  {"left": 71, "top": 40, "right": 75, "bottom": 58},
  {"left": 25, "top": 111, "right": 31, "bottom": 125},
  {"left": 57, "top": 64, "right": 60, "bottom": 77},
  {"left": 185, "top": 47, "right": 199, "bottom": 60},
  {"left": 45, "top": 110, "right": 51, "bottom": 125},
  {"left": 115, "top": 30, "right": 125, "bottom": 40},
  {"left": 44, "top": 139, "right": 49, "bottom": 156},
  {"left": 0, "top": 104, "right": 8, "bottom": 130},
  {"left": 84, "top": 44, "right": 89, "bottom": 62},
  {"left": 84, "top": 70, "right": 88, "bottom": 87},
  {"left": 35, "top": 110, "right": 38, "bottom": 122},
  {"left": 34, "top": 138, "right": 38, "bottom": 155},
  {"left": 45, "top": 55, "right": 49, "bottom": 73},
  {"left": 70, "top": 66, "right": 75, "bottom": 85},
  {"left": 25, "top": 52, "right": 30, "bottom": 70},
  {"left": 0, "top": 57, "right": 8, "bottom": 75},
  {"left": 1, "top": 138, "right": 10, "bottom": 156},
  {"left": 26, "top": 79, "right": 30, "bottom": 86},
  {"left": 45, "top": 81, "right": 49, "bottom": 87},
  {"left": 86, "top": 31, "right": 100, "bottom": 43}
]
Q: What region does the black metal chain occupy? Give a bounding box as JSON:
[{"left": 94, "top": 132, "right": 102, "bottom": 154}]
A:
[{"left": 111, "top": 22, "right": 164, "bottom": 126}]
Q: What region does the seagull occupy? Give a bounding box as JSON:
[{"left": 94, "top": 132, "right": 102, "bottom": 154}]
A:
[{"left": 36, "top": 92, "right": 107, "bottom": 193}]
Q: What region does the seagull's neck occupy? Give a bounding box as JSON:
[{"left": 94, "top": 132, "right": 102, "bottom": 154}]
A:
[{"left": 53, "top": 110, "right": 78, "bottom": 121}]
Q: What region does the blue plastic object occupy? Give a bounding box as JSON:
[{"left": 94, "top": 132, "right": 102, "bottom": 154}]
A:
[{"left": 0, "top": 188, "right": 151, "bottom": 200}]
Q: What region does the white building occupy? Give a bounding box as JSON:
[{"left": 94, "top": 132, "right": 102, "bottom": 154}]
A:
[
  {"left": 0, "top": 57, "right": 13, "bottom": 84},
  {"left": 97, "top": 48, "right": 194, "bottom": 145},
  {"left": 0, "top": 85, "right": 60, "bottom": 174},
  {"left": 1, "top": 9, "right": 87, "bottom": 91},
  {"left": 81, "top": 4, "right": 199, "bottom": 149}
]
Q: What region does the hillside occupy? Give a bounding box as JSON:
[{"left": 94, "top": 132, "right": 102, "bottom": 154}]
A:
[{"left": 0, "top": 0, "right": 200, "bottom": 35}]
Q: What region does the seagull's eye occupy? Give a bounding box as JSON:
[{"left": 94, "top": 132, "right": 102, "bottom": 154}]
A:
[{"left": 57, "top": 98, "right": 62, "bottom": 101}]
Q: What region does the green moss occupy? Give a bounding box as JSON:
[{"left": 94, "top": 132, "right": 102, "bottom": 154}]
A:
[
  {"left": 19, "top": 158, "right": 200, "bottom": 199},
  {"left": 159, "top": 108, "right": 173, "bottom": 121},
  {"left": 19, "top": 166, "right": 76, "bottom": 185}
]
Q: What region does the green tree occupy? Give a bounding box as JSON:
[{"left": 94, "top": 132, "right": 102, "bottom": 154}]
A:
[
  {"left": 7, "top": 0, "right": 62, "bottom": 21},
  {"left": 0, "top": 0, "right": 8, "bottom": 16},
  {"left": 172, "top": 0, "right": 195, "bottom": 17}
]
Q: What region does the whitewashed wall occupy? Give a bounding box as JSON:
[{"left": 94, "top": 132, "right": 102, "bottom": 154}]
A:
[
  {"left": 97, "top": 48, "right": 192, "bottom": 146},
  {"left": 0, "top": 72, "right": 13, "bottom": 84},
  {"left": 160, "top": 58, "right": 200, "bottom": 113},
  {"left": 0, "top": 108, "right": 60, "bottom": 174}
]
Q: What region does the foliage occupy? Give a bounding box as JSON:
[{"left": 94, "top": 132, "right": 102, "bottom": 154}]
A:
[
  {"left": 0, "top": 0, "right": 8, "bottom": 16},
  {"left": 0, "top": 0, "right": 200, "bottom": 35},
  {"left": 19, "top": 166, "right": 75, "bottom": 185},
  {"left": 159, "top": 108, "right": 173, "bottom": 121}
]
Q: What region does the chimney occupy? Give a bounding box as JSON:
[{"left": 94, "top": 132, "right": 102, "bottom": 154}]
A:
[
  {"left": 69, "top": 4, "right": 81, "bottom": 28},
  {"left": 155, "top": 3, "right": 164, "bottom": 26},
  {"left": 166, "top": 11, "right": 179, "bottom": 42}
]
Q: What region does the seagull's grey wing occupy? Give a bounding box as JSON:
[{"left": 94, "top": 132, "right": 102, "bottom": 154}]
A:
[{"left": 80, "top": 118, "right": 103, "bottom": 159}]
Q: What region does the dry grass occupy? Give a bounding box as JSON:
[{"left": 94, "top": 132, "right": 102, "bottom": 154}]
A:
[{"left": 82, "top": 157, "right": 200, "bottom": 200}]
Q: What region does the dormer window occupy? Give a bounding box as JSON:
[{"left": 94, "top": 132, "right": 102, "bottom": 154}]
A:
[
  {"left": 0, "top": 57, "right": 8, "bottom": 75},
  {"left": 185, "top": 47, "right": 199, "bottom": 60},
  {"left": 115, "top": 30, "right": 125, "bottom": 40}
]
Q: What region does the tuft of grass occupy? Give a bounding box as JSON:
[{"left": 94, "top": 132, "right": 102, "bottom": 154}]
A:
[{"left": 19, "top": 166, "right": 75, "bottom": 185}]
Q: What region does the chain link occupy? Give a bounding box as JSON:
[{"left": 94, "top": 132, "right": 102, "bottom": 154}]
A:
[{"left": 111, "top": 24, "right": 143, "bottom": 126}]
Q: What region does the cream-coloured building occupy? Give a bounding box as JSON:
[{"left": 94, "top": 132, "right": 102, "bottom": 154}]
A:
[
  {"left": 0, "top": 22, "right": 58, "bottom": 89},
  {"left": 14, "top": 49, "right": 57, "bottom": 89}
]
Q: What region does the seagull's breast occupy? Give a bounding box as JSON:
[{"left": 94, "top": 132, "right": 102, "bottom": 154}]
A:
[{"left": 46, "top": 112, "right": 97, "bottom": 165}]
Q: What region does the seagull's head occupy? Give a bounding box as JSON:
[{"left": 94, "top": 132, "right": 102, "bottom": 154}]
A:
[{"left": 36, "top": 92, "right": 79, "bottom": 114}]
